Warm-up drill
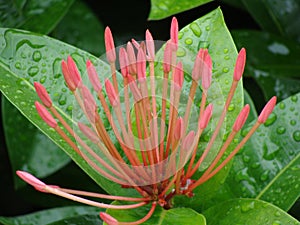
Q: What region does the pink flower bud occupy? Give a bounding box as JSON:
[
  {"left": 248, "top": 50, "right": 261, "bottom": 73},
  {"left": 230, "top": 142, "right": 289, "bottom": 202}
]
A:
[
  {"left": 174, "top": 62, "right": 184, "bottom": 91},
  {"left": 201, "top": 54, "right": 212, "bottom": 90},
  {"left": 146, "top": 29, "right": 155, "bottom": 61},
  {"left": 199, "top": 104, "right": 213, "bottom": 129},
  {"left": 35, "top": 101, "right": 57, "bottom": 128},
  {"left": 192, "top": 49, "right": 209, "bottom": 81},
  {"left": 105, "top": 27, "right": 116, "bottom": 63},
  {"left": 99, "top": 212, "right": 118, "bottom": 225},
  {"left": 16, "top": 171, "right": 47, "bottom": 193},
  {"left": 127, "top": 42, "right": 137, "bottom": 75},
  {"left": 258, "top": 96, "right": 277, "bottom": 123},
  {"left": 61, "top": 60, "right": 76, "bottom": 91},
  {"left": 67, "top": 56, "right": 82, "bottom": 88},
  {"left": 86, "top": 60, "right": 102, "bottom": 93},
  {"left": 119, "top": 47, "right": 129, "bottom": 78},
  {"left": 233, "top": 48, "right": 246, "bottom": 81},
  {"left": 233, "top": 104, "right": 250, "bottom": 131},
  {"left": 170, "top": 17, "right": 178, "bottom": 50},
  {"left": 174, "top": 117, "right": 184, "bottom": 140},
  {"left": 34, "top": 82, "right": 52, "bottom": 108},
  {"left": 105, "top": 79, "right": 119, "bottom": 106},
  {"left": 137, "top": 48, "right": 146, "bottom": 82},
  {"left": 163, "top": 41, "right": 172, "bottom": 73},
  {"left": 182, "top": 131, "right": 195, "bottom": 151}
]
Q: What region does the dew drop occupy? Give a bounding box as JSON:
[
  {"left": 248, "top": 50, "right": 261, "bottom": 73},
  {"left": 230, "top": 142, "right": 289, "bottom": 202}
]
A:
[
  {"left": 272, "top": 220, "right": 282, "bottom": 225},
  {"left": 236, "top": 168, "right": 250, "bottom": 182},
  {"left": 275, "top": 211, "right": 281, "bottom": 217},
  {"left": 16, "top": 89, "right": 23, "bottom": 94},
  {"left": 291, "top": 95, "right": 298, "bottom": 102},
  {"left": 240, "top": 201, "right": 255, "bottom": 213},
  {"left": 251, "top": 162, "right": 260, "bottom": 169},
  {"left": 158, "top": 2, "right": 168, "bottom": 10},
  {"left": 184, "top": 38, "right": 193, "bottom": 45},
  {"left": 176, "top": 47, "right": 186, "bottom": 57},
  {"left": 40, "top": 76, "right": 46, "bottom": 84},
  {"left": 58, "top": 95, "right": 67, "bottom": 105},
  {"left": 32, "top": 50, "right": 42, "bottom": 62},
  {"left": 290, "top": 120, "right": 296, "bottom": 126},
  {"left": 223, "top": 67, "right": 229, "bottom": 73},
  {"left": 263, "top": 141, "right": 280, "bottom": 160},
  {"left": 276, "top": 126, "right": 286, "bottom": 134},
  {"left": 20, "top": 101, "right": 27, "bottom": 106},
  {"left": 224, "top": 55, "right": 230, "bottom": 60},
  {"left": 242, "top": 154, "right": 250, "bottom": 163},
  {"left": 292, "top": 130, "right": 300, "bottom": 142},
  {"left": 189, "top": 23, "right": 201, "bottom": 37},
  {"left": 228, "top": 103, "right": 235, "bottom": 112},
  {"left": 279, "top": 102, "right": 285, "bottom": 109},
  {"left": 67, "top": 105, "right": 73, "bottom": 112},
  {"left": 260, "top": 170, "right": 270, "bottom": 181},
  {"left": 223, "top": 48, "right": 229, "bottom": 54},
  {"left": 15, "top": 62, "right": 22, "bottom": 69},
  {"left": 205, "top": 26, "right": 210, "bottom": 31},
  {"left": 178, "top": 31, "right": 184, "bottom": 40},
  {"left": 28, "top": 66, "right": 39, "bottom": 77},
  {"left": 264, "top": 112, "right": 277, "bottom": 126}
]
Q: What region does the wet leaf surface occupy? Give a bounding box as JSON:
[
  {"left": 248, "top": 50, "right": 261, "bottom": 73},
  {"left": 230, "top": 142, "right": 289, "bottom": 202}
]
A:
[
  {"left": 0, "top": 206, "right": 101, "bottom": 225},
  {"left": 203, "top": 198, "right": 299, "bottom": 225},
  {"left": 149, "top": 0, "right": 213, "bottom": 20},
  {"left": 106, "top": 202, "right": 206, "bottom": 225}
]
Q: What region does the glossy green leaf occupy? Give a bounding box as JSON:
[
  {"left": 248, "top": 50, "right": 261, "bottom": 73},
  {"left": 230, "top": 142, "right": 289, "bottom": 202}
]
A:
[
  {"left": 106, "top": 202, "right": 206, "bottom": 225},
  {"left": 232, "top": 30, "right": 300, "bottom": 101},
  {"left": 0, "top": 0, "right": 74, "bottom": 34},
  {"left": 203, "top": 198, "right": 299, "bottom": 225},
  {"left": 0, "top": 206, "right": 100, "bottom": 225},
  {"left": 241, "top": 0, "right": 300, "bottom": 41},
  {"left": 2, "top": 99, "right": 70, "bottom": 189},
  {"left": 243, "top": 89, "right": 258, "bottom": 124},
  {"left": 52, "top": 0, "right": 105, "bottom": 56},
  {"left": 149, "top": 0, "right": 213, "bottom": 20},
  {"left": 223, "top": 93, "right": 300, "bottom": 211}
]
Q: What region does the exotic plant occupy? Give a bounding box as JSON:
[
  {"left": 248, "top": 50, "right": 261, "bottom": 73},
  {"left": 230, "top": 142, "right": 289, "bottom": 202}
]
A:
[{"left": 0, "top": 4, "right": 299, "bottom": 225}]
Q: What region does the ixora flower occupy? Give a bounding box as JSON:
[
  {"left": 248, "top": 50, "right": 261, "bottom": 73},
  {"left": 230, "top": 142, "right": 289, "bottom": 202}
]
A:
[{"left": 17, "top": 17, "right": 276, "bottom": 225}]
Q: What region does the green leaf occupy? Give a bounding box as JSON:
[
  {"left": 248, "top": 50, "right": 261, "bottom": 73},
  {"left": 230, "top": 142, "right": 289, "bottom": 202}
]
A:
[
  {"left": 223, "top": 93, "right": 300, "bottom": 211},
  {"left": 203, "top": 198, "right": 299, "bottom": 225},
  {"left": 232, "top": 30, "right": 300, "bottom": 101},
  {"left": 241, "top": 0, "right": 300, "bottom": 41},
  {"left": 52, "top": 0, "right": 105, "bottom": 56},
  {"left": 2, "top": 99, "right": 70, "bottom": 189},
  {"left": 243, "top": 89, "right": 258, "bottom": 124},
  {"left": 149, "top": 0, "right": 213, "bottom": 20},
  {"left": 0, "top": 0, "right": 74, "bottom": 34},
  {"left": 0, "top": 206, "right": 100, "bottom": 225},
  {"left": 106, "top": 202, "right": 206, "bottom": 225},
  {"left": 48, "top": 214, "right": 103, "bottom": 225}
]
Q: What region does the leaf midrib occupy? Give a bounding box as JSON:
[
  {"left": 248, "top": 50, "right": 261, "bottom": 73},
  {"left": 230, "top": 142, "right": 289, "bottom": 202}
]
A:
[{"left": 255, "top": 152, "right": 300, "bottom": 200}]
